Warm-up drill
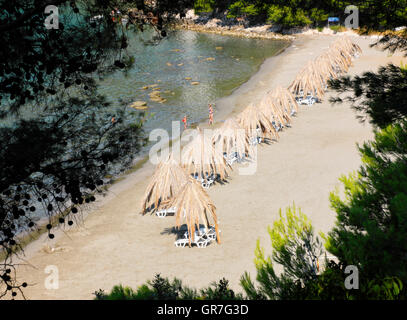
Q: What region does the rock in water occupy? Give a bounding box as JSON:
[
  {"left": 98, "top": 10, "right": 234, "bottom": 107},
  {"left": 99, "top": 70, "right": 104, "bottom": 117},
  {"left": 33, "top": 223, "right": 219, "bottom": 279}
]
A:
[{"left": 130, "top": 101, "right": 147, "bottom": 108}]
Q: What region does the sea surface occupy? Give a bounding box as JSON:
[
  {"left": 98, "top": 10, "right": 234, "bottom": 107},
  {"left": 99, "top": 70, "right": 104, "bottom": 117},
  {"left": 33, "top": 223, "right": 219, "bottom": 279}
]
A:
[
  {"left": 98, "top": 29, "right": 290, "bottom": 137},
  {"left": 2, "top": 29, "right": 289, "bottom": 226}
]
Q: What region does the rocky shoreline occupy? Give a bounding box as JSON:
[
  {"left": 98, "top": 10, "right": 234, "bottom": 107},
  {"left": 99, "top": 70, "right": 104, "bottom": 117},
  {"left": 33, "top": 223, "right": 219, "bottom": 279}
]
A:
[
  {"left": 174, "top": 9, "right": 360, "bottom": 41},
  {"left": 176, "top": 22, "right": 295, "bottom": 41}
]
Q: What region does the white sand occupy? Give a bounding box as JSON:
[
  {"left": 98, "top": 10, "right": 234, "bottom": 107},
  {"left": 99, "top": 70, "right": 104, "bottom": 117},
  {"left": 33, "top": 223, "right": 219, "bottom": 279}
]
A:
[{"left": 12, "top": 34, "right": 406, "bottom": 300}]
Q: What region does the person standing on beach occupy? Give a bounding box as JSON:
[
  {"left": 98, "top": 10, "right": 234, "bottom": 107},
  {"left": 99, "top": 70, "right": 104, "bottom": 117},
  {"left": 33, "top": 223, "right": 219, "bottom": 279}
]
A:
[
  {"left": 208, "top": 104, "right": 214, "bottom": 125},
  {"left": 182, "top": 115, "right": 187, "bottom": 129}
]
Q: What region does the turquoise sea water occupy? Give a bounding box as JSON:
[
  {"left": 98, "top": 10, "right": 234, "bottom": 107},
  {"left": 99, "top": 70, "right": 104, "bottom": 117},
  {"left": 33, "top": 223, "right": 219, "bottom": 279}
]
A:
[{"left": 98, "top": 29, "right": 290, "bottom": 136}]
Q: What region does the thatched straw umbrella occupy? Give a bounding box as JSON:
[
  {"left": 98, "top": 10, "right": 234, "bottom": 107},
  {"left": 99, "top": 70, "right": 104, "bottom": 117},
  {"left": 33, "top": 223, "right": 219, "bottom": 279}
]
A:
[
  {"left": 212, "top": 117, "right": 253, "bottom": 159},
  {"left": 236, "top": 103, "right": 278, "bottom": 141},
  {"left": 181, "top": 127, "right": 229, "bottom": 180},
  {"left": 336, "top": 36, "right": 362, "bottom": 56},
  {"left": 270, "top": 86, "right": 299, "bottom": 120},
  {"left": 288, "top": 60, "right": 325, "bottom": 99},
  {"left": 168, "top": 176, "right": 221, "bottom": 246},
  {"left": 258, "top": 92, "right": 289, "bottom": 129},
  {"left": 140, "top": 153, "right": 189, "bottom": 214},
  {"left": 328, "top": 44, "right": 352, "bottom": 72},
  {"left": 289, "top": 37, "right": 361, "bottom": 100},
  {"left": 314, "top": 52, "right": 340, "bottom": 81}
]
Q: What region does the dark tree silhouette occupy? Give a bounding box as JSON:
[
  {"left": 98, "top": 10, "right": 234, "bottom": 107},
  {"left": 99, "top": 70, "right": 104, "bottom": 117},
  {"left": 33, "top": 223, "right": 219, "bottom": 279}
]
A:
[
  {"left": 0, "top": 0, "right": 193, "bottom": 299},
  {"left": 329, "top": 63, "right": 407, "bottom": 128}
]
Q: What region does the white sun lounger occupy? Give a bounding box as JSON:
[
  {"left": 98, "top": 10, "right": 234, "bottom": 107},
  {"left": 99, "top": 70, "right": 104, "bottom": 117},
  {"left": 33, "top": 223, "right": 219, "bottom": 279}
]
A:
[
  {"left": 174, "top": 238, "right": 189, "bottom": 247},
  {"left": 175, "top": 226, "right": 221, "bottom": 248},
  {"left": 249, "top": 136, "right": 262, "bottom": 146},
  {"left": 174, "top": 233, "right": 209, "bottom": 248},
  {"left": 223, "top": 152, "right": 240, "bottom": 166},
  {"left": 202, "top": 175, "right": 215, "bottom": 189},
  {"left": 200, "top": 226, "right": 219, "bottom": 241},
  {"left": 156, "top": 207, "right": 177, "bottom": 218},
  {"left": 192, "top": 174, "right": 215, "bottom": 189},
  {"left": 298, "top": 95, "right": 316, "bottom": 106},
  {"left": 185, "top": 230, "right": 210, "bottom": 247}
]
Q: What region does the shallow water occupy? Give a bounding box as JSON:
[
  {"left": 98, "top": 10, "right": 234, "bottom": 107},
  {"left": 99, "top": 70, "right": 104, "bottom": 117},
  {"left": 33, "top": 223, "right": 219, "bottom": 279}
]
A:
[
  {"left": 1, "top": 30, "right": 289, "bottom": 230},
  {"left": 98, "top": 29, "right": 289, "bottom": 136}
]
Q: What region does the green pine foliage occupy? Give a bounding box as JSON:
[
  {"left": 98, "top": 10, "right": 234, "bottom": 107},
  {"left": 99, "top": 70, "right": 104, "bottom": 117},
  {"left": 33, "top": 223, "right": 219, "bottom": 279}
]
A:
[
  {"left": 327, "top": 120, "right": 407, "bottom": 283},
  {"left": 329, "top": 64, "right": 407, "bottom": 128},
  {"left": 213, "top": 0, "right": 407, "bottom": 29},
  {"left": 94, "top": 274, "right": 242, "bottom": 300},
  {"left": 240, "top": 205, "right": 324, "bottom": 300}
]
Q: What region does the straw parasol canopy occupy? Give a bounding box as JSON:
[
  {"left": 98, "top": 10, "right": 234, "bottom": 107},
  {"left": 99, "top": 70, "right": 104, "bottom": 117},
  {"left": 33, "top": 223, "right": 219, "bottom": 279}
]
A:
[
  {"left": 271, "top": 86, "right": 299, "bottom": 115},
  {"left": 288, "top": 60, "right": 326, "bottom": 99},
  {"left": 336, "top": 36, "right": 362, "bottom": 56},
  {"left": 258, "top": 91, "right": 288, "bottom": 128},
  {"left": 140, "top": 153, "right": 189, "bottom": 214},
  {"left": 327, "top": 44, "right": 352, "bottom": 73},
  {"left": 236, "top": 103, "right": 278, "bottom": 141},
  {"left": 289, "top": 37, "right": 362, "bottom": 100},
  {"left": 181, "top": 127, "right": 229, "bottom": 180},
  {"left": 314, "top": 52, "right": 340, "bottom": 81},
  {"left": 168, "top": 176, "right": 221, "bottom": 246},
  {"left": 212, "top": 117, "right": 253, "bottom": 159}
]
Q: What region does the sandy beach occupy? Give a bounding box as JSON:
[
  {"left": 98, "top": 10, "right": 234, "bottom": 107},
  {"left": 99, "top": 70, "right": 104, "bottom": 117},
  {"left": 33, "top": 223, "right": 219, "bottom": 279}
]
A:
[{"left": 13, "top": 33, "right": 406, "bottom": 300}]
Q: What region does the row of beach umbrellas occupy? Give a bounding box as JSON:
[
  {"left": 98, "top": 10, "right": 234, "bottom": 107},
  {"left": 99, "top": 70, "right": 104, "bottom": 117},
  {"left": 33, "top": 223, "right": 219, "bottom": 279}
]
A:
[
  {"left": 289, "top": 37, "right": 362, "bottom": 100},
  {"left": 139, "top": 36, "right": 362, "bottom": 247}
]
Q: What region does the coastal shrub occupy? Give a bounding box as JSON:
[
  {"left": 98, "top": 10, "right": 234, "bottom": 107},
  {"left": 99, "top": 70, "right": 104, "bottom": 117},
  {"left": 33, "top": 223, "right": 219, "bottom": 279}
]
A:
[
  {"left": 240, "top": 205, "right": 324, "bottom": 300},
  {"left": 329, "top": 63, "right": 407, "bottom": 129},
  {"left": 94, "top": 274, "right": 242, "bottom": 300},
  {"left": 266, "top": 6, "right": 312, "bottom": 28},
  {"left": 326, "top": 121, "right": 407, "bottom": 284},
  {"left": 200, "top": 278, "right": 243, "bottom": 300},
  {"left": 226, "top": 1, "right": 329, "bottom": 28},
  {"left": 0, "top": 0, "right": 194, "bottom": 299},
  {"left": 227, "top": 0, "right": 268, "bottom": 19},
  {"left": 220, "top": 0, "right": 407, "bottom": 30},
  {"left": 94, "top": 275, "right": 194, "bottom": 300},
  {"left": 329, "top": 25, "right": 345, "bottom": 33},
  {"left": 194, "top": 0, "right": 215, "bottom": 13},
  {"left": 240, "top": 202, "right": 406, "bottom": 300}
]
